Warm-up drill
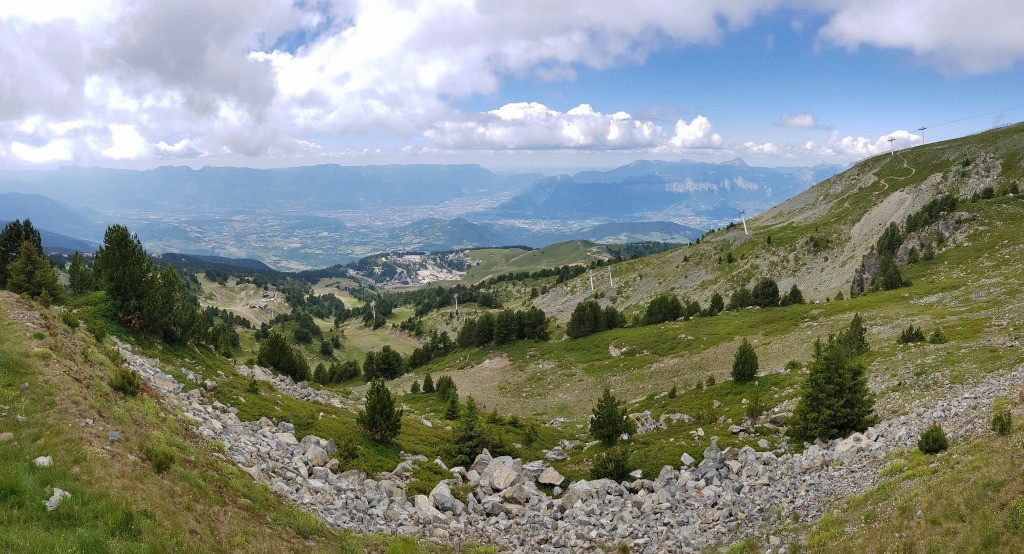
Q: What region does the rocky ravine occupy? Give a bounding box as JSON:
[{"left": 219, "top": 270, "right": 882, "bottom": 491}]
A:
[{"left": 115, "top": 339, "right": 1022, "bottom": 553}]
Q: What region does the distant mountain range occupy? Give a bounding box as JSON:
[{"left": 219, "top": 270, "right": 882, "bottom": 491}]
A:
[
  {"left": 485, "top": 158, "right": 843, "bottom": 225},
  {"left": 0, "top": 158, "right": 838, "bottom": 268}
]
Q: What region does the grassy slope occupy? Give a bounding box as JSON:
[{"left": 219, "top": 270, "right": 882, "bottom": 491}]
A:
[
  {"left": 462, "top": 240, "right": 612, "bottom": 284},
  {"left": 0, "top": 291, "right": 444, "bottom": 553},
  {"left": 534, "top": 123, "right": 1024, "bottom": 321}
]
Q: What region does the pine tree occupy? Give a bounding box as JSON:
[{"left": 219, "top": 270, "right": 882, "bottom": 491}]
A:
[
  {"left": 644, "top": 293, "right": 683, "bottom": 325},
  {"left": 523, "top": 306, "right": 549, "bottom": 340},
  {"left": 752, "top": 278, "right": 780, "bottom": 308},
  {"left": 444, "top": 396, "right": 460, "bottom": 420},
  {"left": 0, "top": 219, "right": 42, "bottom": 289},
  {"left": 494, "top": 309, "right": 519, "bottom": 345},
  {"left": 8, "top": 240, "right": 62, "bottom": 303},
  {"left": 474, "top": 312, "right": 495, "bottom": 346},
  {"left": 731, "top": 339, "right": 758, "bottom": 382},
  {"left": 67, "top": 251, "right": 94, "bottom": 294},
  {"left": 422, "top": 372, "right": 435, "bottom": 393},
  {"left": 410, "top": 380, "right": 421, "bottom": 394},
  {"left": 839, "top": 313, "right": 869, "bottom": 356},
  {"left": 357, "top": 379, "right": 403, "bottom": 442},
  {"left": 877, "top": 255, "right": 904, "bottom": 290},
  {"left": 787, "top": 336, "right": 874, "bottom": 442},
  {"left": 567, "top": 300, "right": 604, "bottom": 339},
  {"left": 257, "top": 332, "right": 310, "bottom": 382},
  {"left": 94, "top": 224, "right": 153, "bottom": 322},
  {"left": 590, "top": 387, "right": 635, "bottom": 446},
  {"left": 445, "top": 396, "right": 485, "bottom": 467},
  {"left": 706, "top": 292, "right": 725, "bottom": 316},
  {"left": 435, "top": 375, "right": 457, "bottom": 403}
]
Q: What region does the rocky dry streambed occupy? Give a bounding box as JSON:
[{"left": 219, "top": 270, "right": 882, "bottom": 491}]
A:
[{"left": 115, "top": 339, "right": 1022, "bottom": 552}]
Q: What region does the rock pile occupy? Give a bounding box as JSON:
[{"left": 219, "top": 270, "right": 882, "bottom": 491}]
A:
[{"left": 115, "top": 339, "right": 1024, "bottom": 552}]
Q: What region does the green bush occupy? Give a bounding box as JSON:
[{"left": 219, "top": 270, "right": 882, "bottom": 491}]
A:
[
  {"left": 247, "top": 378, "right": 260, "bottom": 394},
  {"left": 667, "top": 385, "right": 677, "bottom": 399},
  {"left": 109, "top": 366, "right": 142, "bottom": 397},
  {"left": 898, "top": 325, "right": 926, "bottom": 344},
  {"left": 992, "top": 406, "right": 1012, "bottom": 435},
  {"left": 745, "top": 395, "right": 766, "bottom": 420},
  {"left": 141, "top": 438, "right": 176, "bottom": 473},
  {"left": 917, "top": 423, "right": 948, "bottom": 454},
  {"left": 522, "top": 423, "right": 539, "bottom": 448},
  {"left": 410, "top": 380, "right": 420, "bottom": 394},
  {"left": 929, "top": 328, "right": 948, "bottom": 344},
  {"left": 589, "top": 446, "right": 631, "bottom": 482}
]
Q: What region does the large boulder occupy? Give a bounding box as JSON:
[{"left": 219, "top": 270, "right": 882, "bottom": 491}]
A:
[
  {"left": 305, "top": 445, "right": 330, "bottom": 467},
  {"left": 429, "top": 482, "right": 465, "bottom": 514},
  {"left": 538, "top": 467, "right": 566, "bottom": 487},
  {"left": 470, "top": 449, "right": 492, "bottom": 474},
  {"left": 480, "top": 456, "right": 521, "bottom": 492}
]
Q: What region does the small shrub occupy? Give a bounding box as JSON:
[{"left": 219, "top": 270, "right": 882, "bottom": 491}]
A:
[
  {"left": 522, "top": 423, "right": 539, "bottom": 448},
  {"left": 784, "top": 360, "right": 803, "bottom": 372},
  {"left": 110, "top": 366, "right": 142, "bottom": 397},
  {"left": 32, "top": 332, "right": 45, "bottom": 340},
  {"left": 992, "top": 406, "right": 1013, "bottom": 435},
  {"left": 589, "top": 446, "right": 631, "bottom": 482},
  {"left": 745, "top": 395, "right": 766, "bottom": 420},
  {"left": 706, "top": 375, "right": 716, "bottom": 387},
  {"left": 247, "top": 378, "right": 260, "bottom": 394},
  {"left": 694, "top": 406, "right": 718, "bottom": 426},
  {"left": 898, "top": 325, "right": 926, "bottom": 344},
  {"left": 928, "top": 328, "right": 948, "bottom": 344},
  {"left": 917, "top": 423, "right": 948, "bottom": 454},
  {"left": 410, "top": 380, "right": 421, "bottom": 394},
  {"left": 338, "top": 438, "right": 358, "bottom": 463},
  {"left": 60, "top": 310, "right": 79, "bottom": 329},
  {"left": 667, "top": 385, "right": 677, "bottom": 399},
  {"left": 142, "top": 439, "right": 176, "bottom": 473},
  {"left": 85, "top": 316, "right": 107, "bottom": 341}
]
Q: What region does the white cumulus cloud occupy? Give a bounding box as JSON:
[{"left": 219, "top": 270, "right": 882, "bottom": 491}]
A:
[
  {"left": 426, "top": 103, "right": 721, "bottom": 151},
  {"left": 779, "top": 113, "right": 820, "bottom": 129}
]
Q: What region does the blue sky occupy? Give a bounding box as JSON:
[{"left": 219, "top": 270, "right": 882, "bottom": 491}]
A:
[{"left": 2, "top": 1, "right": 1023, "bottom": 171}]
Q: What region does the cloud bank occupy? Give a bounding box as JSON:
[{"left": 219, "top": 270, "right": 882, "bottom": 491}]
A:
[{"left": 0, "top": 1, "right": 1018, "bottom": 165}]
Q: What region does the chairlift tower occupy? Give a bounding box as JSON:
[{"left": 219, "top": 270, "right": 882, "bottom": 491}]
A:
[
  {"left": 887, "top": 137, "right": 896, "bottom": 156},
  {"left": 918, "top": 126, "right": 927, "bottom": 144},
  {"left": 453, "top": 293, "right": 458, "bottom": 316},
  {"left": 606, "top": 266, "right": 614, "bottom": 289},
  {"left": 369, "top": 300, "right": 376, "bottom": 321},
  {"left": 739, "top": 210, "right": 749, "bottom": 235},
  {"left": 588, "top": 270, "right": 595, "bottom": 291}
]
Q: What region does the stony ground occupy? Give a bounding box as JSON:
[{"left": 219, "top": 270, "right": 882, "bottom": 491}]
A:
[{"left": 111, "top": 330, "right": 1024, "bottom": 552}]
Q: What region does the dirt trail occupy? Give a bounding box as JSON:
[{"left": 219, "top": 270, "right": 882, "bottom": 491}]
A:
[{"left": 881, "top": 152, "right": 916, "bottom": 190}]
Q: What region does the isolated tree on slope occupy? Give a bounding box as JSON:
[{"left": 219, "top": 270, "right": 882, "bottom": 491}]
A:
[
  {"left": 732, "top": 339, "right": 758, "bottom": 382},
  {"left": 357, "top": 379, "right": 403, "bottom": 442},
  {"left": 590, "top": 387, "right": 636, "bottom": 446},
  {"left": 839, "top": 313, "right": 869, "bottom": 356},
  {"left": 787, "top": 336, "right": 874, "bottom": 442},
  {"left": 94, "top": 224, "right": 153, "bottom": 322},
  {"left": 446, "top": 395, "right": 485, "bottom": 467}
]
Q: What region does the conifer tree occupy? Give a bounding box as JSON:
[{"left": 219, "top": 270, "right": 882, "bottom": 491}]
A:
[
  {"left": 94, "top": 224, "right": 153, "bottom": 322},
  {"left": 67, "top": 251, "right": 94, "bottom": 294},
  {"left": 590, "top": 387, "right": 635, "bottom": 446},
  {"left": 787, "top": 336, "right": 874, "bottom": 442},
  {"left": 0, "top": 219, "right": 42, "bottom": 288},
  {"left": 357, "top": 379, "right": 403, "bottom": 442},
  {"left": 706, "top": 292, "right": 725, "bottom": 316},
  {"left": 8, "top": 240, "right": 62, "bottom": 303},
  {"left": 445, "top": 396, "right": 485, "bottom": 467},
  {"left": 839, "top": 313, "right": 869, "bottom": 356},
  {"left": 731, "top": 338, "right": 758, "bottom": 382},
  {"left": 257, "top": 332, "right": 310, "bottom": 382},
  {"left": 422, "top": 372, "right": 435, "bottom": 393},
  {"left": 444, "top": 396, "right": 460, "bottom": 420},
  {"left": 752, "top": 278, "right": 780, "bottom": 308}
]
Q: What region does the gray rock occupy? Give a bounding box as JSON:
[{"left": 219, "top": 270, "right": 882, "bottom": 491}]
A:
[
  {"left": 34, "top": 456, "right": 52, "bottom": 468},
  {"left": 305, "top": 445, "right": 330, "bottom": 467},
  {"left": 538, "top": 466, "right": 566, "bottom": 487},
  {"left": 680, "top": 452, "right": 696, "bottom": 466},
  {"left": 0, "top": 432, "right": 13, "bottom": 442},
  {"left": 108, "top": 431, "right": 120, "bottom": 442},
  {"left": 544, "top": 446, "right": 568, "bottom": 461},
  {"left": 45, "top": 488, "right": 70, "bottom": 511},
  {"left": 429, "top": 482, "right": 465, "bottom": 514}
]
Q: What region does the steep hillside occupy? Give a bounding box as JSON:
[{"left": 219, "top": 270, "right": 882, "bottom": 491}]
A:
[
  {"left": 0, "top": 292, "right": 439, "bottom": 553},
  {"left": 535, "top": 123, "right": 1024, "bottom": 320},
  {"left": 0, "top": 193, "right": 101, "bottom": 241}
]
